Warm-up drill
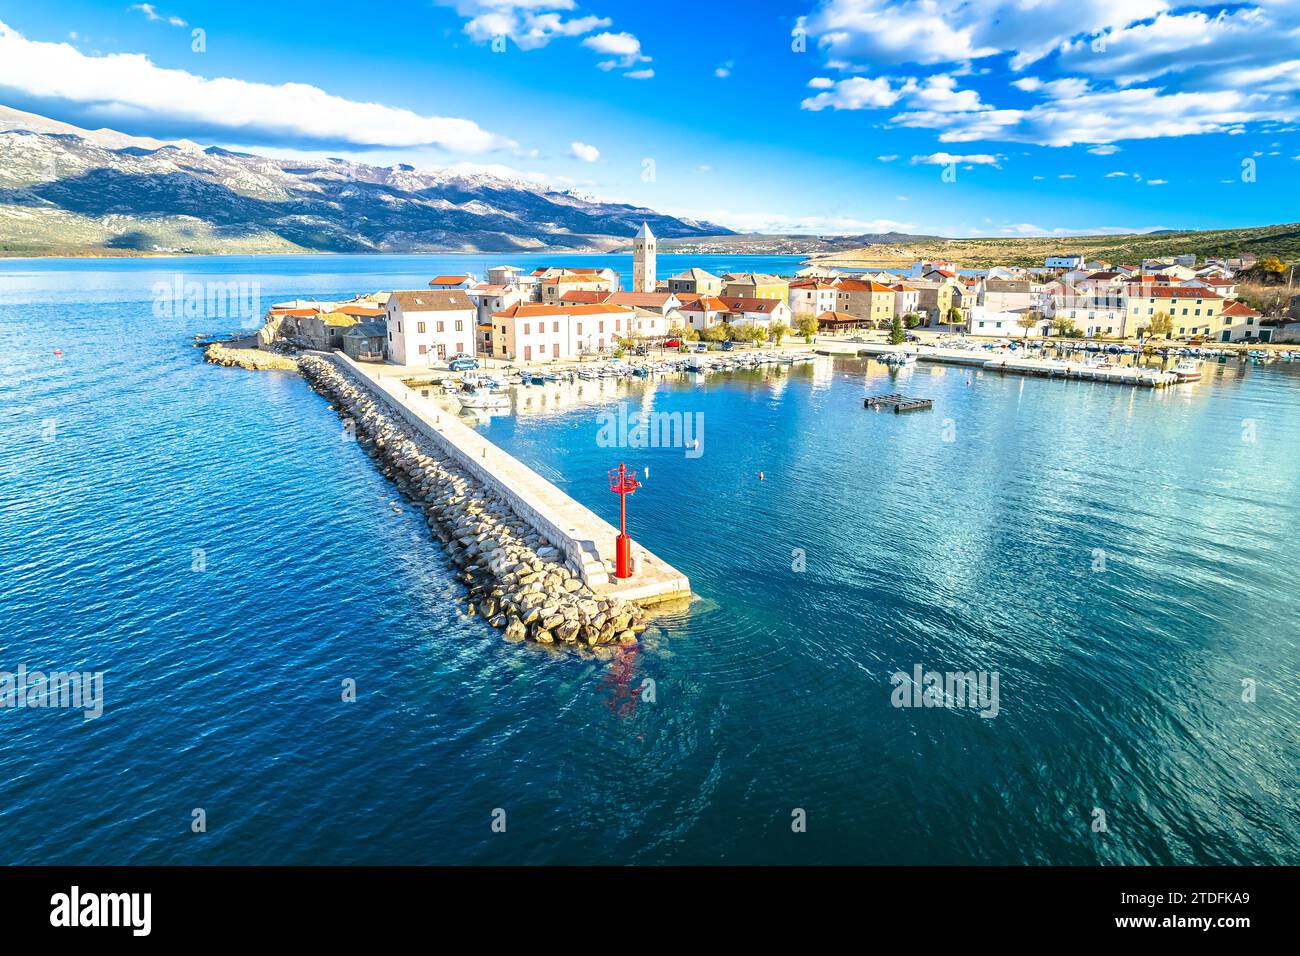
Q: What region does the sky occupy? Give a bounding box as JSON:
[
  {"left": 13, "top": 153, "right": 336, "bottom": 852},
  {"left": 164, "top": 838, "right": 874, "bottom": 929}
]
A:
[{"left": 0, "top": 0, "right": 1298, "bottom": 238}]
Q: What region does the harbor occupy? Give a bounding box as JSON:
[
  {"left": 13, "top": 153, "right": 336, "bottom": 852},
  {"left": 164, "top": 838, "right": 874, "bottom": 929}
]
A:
[{"left": 818, "top": 340, "right": 1181, "bottom": 386}]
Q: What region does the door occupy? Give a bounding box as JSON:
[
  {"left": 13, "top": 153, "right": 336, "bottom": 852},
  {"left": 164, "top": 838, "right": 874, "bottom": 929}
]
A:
[
  {"left": 524, "top": 345, "right": 532, "bottom": 361},
  {"left": 1221, "top": 330, "right": 1231, "bottom": 342}
]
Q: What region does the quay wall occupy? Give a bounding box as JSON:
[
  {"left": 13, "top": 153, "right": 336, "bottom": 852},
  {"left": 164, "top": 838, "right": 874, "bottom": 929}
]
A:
[{"left": 324, "top": 353, "right": 690, "bottom": 604}]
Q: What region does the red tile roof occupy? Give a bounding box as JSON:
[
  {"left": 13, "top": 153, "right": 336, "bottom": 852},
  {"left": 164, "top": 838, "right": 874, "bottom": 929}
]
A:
[{"left": 559, "top": 290, "right": 614, "bottom": 304}]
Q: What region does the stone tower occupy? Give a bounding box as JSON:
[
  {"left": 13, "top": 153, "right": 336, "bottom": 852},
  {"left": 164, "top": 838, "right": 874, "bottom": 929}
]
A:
[{"left": 632, "top": 221, "right": 656, "bottom": 293}]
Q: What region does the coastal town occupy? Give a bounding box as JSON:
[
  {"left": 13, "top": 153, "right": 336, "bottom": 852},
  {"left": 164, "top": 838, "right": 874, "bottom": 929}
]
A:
[{"left": 245, "top": 224, "right": 1300, "bottom": 372}]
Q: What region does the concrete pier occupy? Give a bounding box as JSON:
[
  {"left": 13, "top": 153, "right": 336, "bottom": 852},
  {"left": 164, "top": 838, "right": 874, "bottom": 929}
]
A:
[
  {"left": 326, "top": 353, "right": 691, "bottom": 606},
  {"left": 817, "top": 341, "right": 1179, "bottom": 386}
]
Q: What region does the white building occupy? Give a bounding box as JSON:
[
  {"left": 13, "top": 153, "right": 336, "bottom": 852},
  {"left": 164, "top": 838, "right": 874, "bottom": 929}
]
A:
[
  {"left": 386, "top": 290, "right": 477, "bottom": 365},
  {"left": 632, "top": 222, "right": 656, "bottom": 294},
  {"left": 465, "top": 283, "right": 522, "bottom": 326},
  {"left": 788, "top": 278, "right": 840, "bottom": 319},
  {"left": 489, "top": 303, "right": 637, "bottom": 361},
  {"left": 891, "top": 283, "right": 920, "bottom": 318},
  {"left": 1045, "top": 255, "right": 1086, "bottom": 270}
]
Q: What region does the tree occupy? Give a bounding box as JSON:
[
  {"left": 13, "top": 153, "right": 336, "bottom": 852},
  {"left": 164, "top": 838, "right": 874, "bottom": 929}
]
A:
[
  {"left": 796, "top": 314, "right": 819, "bottom": 343},
  {"left": 769, "top": 321, "right": 790, "bottom": 345},
  {"left": 904, "top": 311, "right": 922, "bottom": 329},
  {"left": 889, "top": 314, "right": 906, "bottom": 345},
  {"left": 1146, "top": 311, "right": 1173, "bottom": 339},
  {"left": 1016, "top": 311, "right": 1039, "bottom": 339},
  {"left": 701, "top": 322, "right": 730, "bottom": 343},
  {"left": 1054, "top": 316, "right": 1076, "bottom": 338},
  {"left": 947, "top": 305, "right": 963, "bottom": 325},
  {"left": 682, "top": 326, "right": 700, "bottom": 342}
]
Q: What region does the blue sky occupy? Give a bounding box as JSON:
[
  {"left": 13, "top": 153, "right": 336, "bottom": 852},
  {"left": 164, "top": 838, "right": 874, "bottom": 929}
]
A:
[{"left": 1, "top": 0, "right": 1298, "bottom": 237}]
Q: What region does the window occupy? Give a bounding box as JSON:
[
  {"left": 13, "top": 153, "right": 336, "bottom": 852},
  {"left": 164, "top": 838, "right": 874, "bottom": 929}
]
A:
[
  {"left": 524, "top": 323, "right": 530, "bottom": 335},
  {"left": 418, "top": 344, "right": 427, "bottom": 355},
  {"left": 436, "top": 321, "right": 444, "bottom": 333},
  {"left": 417, "top": 321, "right": 426, "bottom": 333},
  {"left": 553, "top": 321, "right": 559, "bottom": 333},
  {"left": 576, "top": 322, "right": 583, "bottom": 336},
  {"left": 455, "top": 320, "right": 463, "bottom": 332}
]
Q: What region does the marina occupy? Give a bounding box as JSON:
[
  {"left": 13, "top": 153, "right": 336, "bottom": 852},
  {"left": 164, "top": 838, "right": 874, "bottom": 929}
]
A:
[{"left": 819, "top": 341, "right": 1181, "bottom": 386}]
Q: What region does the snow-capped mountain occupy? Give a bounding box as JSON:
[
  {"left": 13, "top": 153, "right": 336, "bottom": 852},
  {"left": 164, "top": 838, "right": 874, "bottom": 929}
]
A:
[{"left": 0, "top": 106, "right": 731, "bottom": 255}]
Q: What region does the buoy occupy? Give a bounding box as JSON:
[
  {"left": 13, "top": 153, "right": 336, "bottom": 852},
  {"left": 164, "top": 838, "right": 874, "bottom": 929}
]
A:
[
  {"left": 644, "top": 466, "right": 650, "bottom": 479},
  {"left": 759, "top": 471, "right": 765, "bottom": 481},
  {"left": 53, "top": 349, "right": 64, "bottom": 357}
]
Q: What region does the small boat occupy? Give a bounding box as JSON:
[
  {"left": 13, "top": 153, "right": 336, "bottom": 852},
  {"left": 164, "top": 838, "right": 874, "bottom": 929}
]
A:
[
  {"left": 458, "top": 390, "right": 512, "bottom": 410},
  {"left": 1173, "top": 360, "right": 1202, "bottom": 382},
  {"left": 882, "top": 352, "right": 917, "bottom": 366}
]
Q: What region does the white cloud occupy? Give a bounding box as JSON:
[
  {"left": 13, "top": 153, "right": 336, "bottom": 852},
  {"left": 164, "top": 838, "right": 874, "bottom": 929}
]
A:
[
  {"left": 1057, "top": 8, "right": 1300, "bottom": 88},
  {"left": 1058, "top": 173, "right": 1076, "bottom": 179},
  {"left": 129, "top": 4, "right": 187, "bottom": 27},
  {"left": 796, "top": 0, "right": 1168, "bottom": 70},
  {"left": 624, "top": 68, "right": 654, "bottom": 80},
  {"left": 1089, "top": 145, "right": 1121, "bottom": 155},
  {"left": 568, "top": 140, "right": 600, "bottom": 162},
  {"left": 1147, "top": 178, "right": 1168, "bottom": 185},
  {"left": 796, "top": 2, "right": 1300, "bottom": 150},
  {"left": 715, "top": 62, "right": 733, "bottom": 78},
  {"left": 877, "top": 154, "right": 898, "bottom": 161},
  {"left": 1105, "top": 170, "right": 1128, "bottom": 177},
  {"left": 892, "top": 82, "right": 1294, "bottom": 147},
  {"left": 801, "top": 72, "right": 989, "bottom": 112},
  {"left": 582, "top": 30, "right": 643, "bottom": 62},
  {"left": 444, "top": 1, "right": 630, "bottom": 60},
  {"left": 0, "top": 20, "right": 514, "bottom": 152},
  {"left": 802, "top": 75, "right": 899, "bottom": 111},
  {"left": 911, "top": 152, "right": 1002, "bottom": 166}
]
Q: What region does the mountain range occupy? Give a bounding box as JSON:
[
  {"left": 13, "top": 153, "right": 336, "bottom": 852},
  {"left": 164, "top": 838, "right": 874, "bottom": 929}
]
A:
[{"left": 0, "top": 105, "right": 730, "bottom": 256}]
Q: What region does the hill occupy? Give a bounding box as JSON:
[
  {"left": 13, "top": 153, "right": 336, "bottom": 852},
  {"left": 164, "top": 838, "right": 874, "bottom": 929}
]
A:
[
  {"left": 803, "top": 223, "right": 1300, "bottom": 269},
  {"left": 0, "top": 106, "right": 730, "bottom": 256}
]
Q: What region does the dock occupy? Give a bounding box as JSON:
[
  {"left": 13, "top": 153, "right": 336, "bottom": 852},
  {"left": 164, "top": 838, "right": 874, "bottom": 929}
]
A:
[
  {"left": 817, "top": 342, "right": 1179, "bottom": 387},
  {"left": 326, "top": 352, "right": 691, "bottom": 606},
  {"left": 864, "top": 392, "right": 933, "bottom": 413}
]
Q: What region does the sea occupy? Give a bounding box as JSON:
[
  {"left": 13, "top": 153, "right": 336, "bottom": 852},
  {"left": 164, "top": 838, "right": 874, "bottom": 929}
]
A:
[{"left": 0, "top": 252, "right": 1296, "bottom": 864}]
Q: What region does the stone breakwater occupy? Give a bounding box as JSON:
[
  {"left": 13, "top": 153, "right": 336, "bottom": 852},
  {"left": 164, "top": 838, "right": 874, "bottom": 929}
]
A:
[
  {"left": 297, "top": 354, "right": 652, "bottom": 655},
  {"left": 205, "top": 343, "right": 299, "bottom": 372}
]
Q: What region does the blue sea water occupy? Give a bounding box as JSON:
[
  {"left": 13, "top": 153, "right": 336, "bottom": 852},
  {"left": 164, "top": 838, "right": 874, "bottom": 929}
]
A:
[{"left": 0, "top": 253, "right": 1297, "bottom": 865}]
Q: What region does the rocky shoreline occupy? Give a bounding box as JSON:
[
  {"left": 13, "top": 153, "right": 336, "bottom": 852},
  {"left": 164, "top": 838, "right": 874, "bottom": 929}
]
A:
[
  {"left": 296, "top": 354, "right": 652, "bottom": 655},
  {"left": 204, "top": 342, "right": 299, "bottom": 371}
]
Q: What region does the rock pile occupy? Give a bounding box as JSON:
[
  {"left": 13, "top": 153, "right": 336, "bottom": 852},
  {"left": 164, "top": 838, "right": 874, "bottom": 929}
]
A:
[
  {"left": 298, "top": 354, "right": 651, "bottom": 655},
  {"left": 205, "top": 343, "right": 299, "bottom": 371}
]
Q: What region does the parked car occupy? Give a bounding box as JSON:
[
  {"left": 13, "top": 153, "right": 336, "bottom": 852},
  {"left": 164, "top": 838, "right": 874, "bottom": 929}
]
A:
[
  {"left": 449, "top": 358, "right": 480, "bottom": 371},
  {"left": 721, "top": 340, "right": 734, "bottom": 351},
  {"left": 691, "top": 343, "right": 708, "bottom": 353},
  {"left": 663, "top": 338, "right": 681, "bottom": 349}
]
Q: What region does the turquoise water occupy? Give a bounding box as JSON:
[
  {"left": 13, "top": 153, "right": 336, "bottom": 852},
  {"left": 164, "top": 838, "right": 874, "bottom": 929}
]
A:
[{"left": 1, "top": 254, "right": 1297, "bottom": 865}]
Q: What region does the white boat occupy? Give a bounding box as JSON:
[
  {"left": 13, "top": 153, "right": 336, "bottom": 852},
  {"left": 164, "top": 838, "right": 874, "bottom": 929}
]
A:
[
  {"left": 457, "top": 390, "right": 512, "bottom": 409},
  {"left": 882, "top": 352, "right": 917, "bottom": 366},
  {"left": 1173, "top": 360, "right": 1202, "bottom": 382}
]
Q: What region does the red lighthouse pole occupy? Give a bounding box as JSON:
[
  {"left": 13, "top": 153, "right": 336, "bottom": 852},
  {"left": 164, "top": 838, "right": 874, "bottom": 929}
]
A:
[{"left": 608, "top": 462, "right": 640, "bottom": 579}]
